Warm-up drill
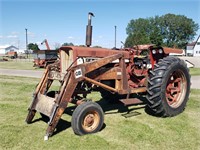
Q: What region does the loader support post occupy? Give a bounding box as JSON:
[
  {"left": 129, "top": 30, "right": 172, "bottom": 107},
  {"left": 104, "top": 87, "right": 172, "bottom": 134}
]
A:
[
  {"left": 26, "top": 67, "right": 50, "bottom": 123},
  {"left": 119, "top": 57, "right": 129, "bottom": 91},
  {"left": 45, "top": 72, "right": 78, "bottom": 137}
]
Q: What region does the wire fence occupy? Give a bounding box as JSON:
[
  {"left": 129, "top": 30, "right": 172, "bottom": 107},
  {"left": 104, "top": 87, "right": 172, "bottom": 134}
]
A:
[{"left": 0, "top": 54, "right": 34, "bottom": 62}]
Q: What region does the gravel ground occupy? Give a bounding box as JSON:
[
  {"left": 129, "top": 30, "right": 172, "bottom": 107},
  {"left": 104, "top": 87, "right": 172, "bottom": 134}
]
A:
[
  {"left": 179, "top": 56, "right": 200, "bottom": 68},
  {"left": 0, "top": 68, "right": 43, "bottom": 78},
  {"left": 0, "top": 68, "right": 199, "bottom": 89}
]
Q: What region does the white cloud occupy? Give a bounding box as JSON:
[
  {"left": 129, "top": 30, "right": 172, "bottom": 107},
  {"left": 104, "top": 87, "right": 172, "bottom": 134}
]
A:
[
  {"left": 36, "top": 41, "right": 41, "bottom": 45},
  {"left": 98, "top": 35, "right": 103, "bottom": 39},
  {"left": 27, "top": 31, "right": 36, "bottom": 38},
  {"left": 5, "top": 31, "right": 21, "bottom": 38},
  {"left": 0, "top": 35, "right": 3, "bottom": 38},
  {"left": 67, "top": 36, "right": 74, "bottom": 39},
  {"left": 7, "top": 35, "right": 18, "bottom": 38},
  {"left": 11, "top": 31, "right": 19, "bottom": 35},
  {"left": 92, "top": 39, "right": 99, "bottom": 43}
]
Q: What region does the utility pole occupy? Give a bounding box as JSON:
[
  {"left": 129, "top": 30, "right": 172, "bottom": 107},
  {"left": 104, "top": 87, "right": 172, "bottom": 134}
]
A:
[
  {"left": 25, "top": 28, "right": 28, "bottom": 58},
  {"left": 114, "top": 25, "right": 117, "bottom": 49}
]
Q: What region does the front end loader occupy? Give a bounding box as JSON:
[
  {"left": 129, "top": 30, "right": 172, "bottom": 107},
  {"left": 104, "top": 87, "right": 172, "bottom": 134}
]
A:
[{"left": 25, "top": 13, "right": 190, "bottom": 140}]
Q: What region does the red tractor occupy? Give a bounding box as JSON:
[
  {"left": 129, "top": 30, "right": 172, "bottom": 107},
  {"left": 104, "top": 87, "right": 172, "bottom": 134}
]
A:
[
  {"left": 26, "top": 13, "right": 190, "bottom": 140},
  {"left": 33, "top": 50, "right": 58, "bottom": 68},
  {"left": 33, "top": 39, "right": 58, "bottom": 68}
]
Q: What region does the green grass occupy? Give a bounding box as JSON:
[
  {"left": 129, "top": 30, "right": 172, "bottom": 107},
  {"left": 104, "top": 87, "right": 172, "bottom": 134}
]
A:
[
  {"left": 0, "top": 75, "right": 200, "bottom": 150},
  {"left": 0, "top": 60, "right": 42, "bottom": 70},
  {"left": 190, "top": 68, "right": 200, "bottom": 76},
  {"left": 1, "top": 60, "right": 200, "bottom": 76}
]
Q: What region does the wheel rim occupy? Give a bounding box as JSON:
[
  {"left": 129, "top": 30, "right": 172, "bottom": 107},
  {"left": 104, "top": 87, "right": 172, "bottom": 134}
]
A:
[
  {"left": 82, "top": 111, "right": 100, "bottom": 132},
  {"left": 165, "top": 69, "right": 187, "bottom": 108}
]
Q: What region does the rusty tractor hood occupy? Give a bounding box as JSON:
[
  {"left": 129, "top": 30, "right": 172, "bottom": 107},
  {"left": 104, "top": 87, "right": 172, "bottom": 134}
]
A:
[
  {"left": 59, "top": 46, "right": 130, "bottom": 59},
  {"left": 162, "top": 47, "right": 183, "bottom": 54}
]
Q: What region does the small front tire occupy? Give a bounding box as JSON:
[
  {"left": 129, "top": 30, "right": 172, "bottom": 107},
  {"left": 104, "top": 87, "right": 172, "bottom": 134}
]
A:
[{"left": 71, "top": 101, "right": 104, "bottom": 135}]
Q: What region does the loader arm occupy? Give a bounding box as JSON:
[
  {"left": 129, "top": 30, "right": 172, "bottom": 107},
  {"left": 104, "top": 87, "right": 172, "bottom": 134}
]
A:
[
  {"left": 41, "top": 39, "right": 50, "bottom": 50},
  {"left": 26, "top": 66, "right": 53, "bottom": 123},
  {"left": 26, "top": 53, "right": 127, "bottom": 139}
]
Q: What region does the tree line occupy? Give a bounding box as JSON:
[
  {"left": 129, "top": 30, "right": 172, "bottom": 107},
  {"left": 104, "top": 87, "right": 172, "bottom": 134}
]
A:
[
  {"left": 125, "top": 13, "right": 199, "bottom": 49},
  {"left": 27, "top": 42, "right": 102, "bottom": 51},
  {"left": 28, "top": 13, "right": 199, "bottom": 50}
]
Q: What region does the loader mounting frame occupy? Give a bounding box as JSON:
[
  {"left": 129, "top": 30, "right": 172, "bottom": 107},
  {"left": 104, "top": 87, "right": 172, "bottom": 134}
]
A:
[{"left": 25, "top": 52, "right": 146, "bottom": 139}]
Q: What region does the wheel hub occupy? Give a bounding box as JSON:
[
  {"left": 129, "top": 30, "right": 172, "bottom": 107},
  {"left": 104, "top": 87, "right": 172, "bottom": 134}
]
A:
[
  {"left": 82, "top": 111, "right": 100, "bottom": 132},
  {"left": 165, "top": 70, "right": 187, "bottom": 108},
  {"left": 84, "top": 114, "right": 94, "bottom": 127}
]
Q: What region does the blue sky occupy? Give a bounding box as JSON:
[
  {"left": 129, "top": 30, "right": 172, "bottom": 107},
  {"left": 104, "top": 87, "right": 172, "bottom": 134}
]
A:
[{"left": 0, "top": 0, "right": 200, "bottom": 49}]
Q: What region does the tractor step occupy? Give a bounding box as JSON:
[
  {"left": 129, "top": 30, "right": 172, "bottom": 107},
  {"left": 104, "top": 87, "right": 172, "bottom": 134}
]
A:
[
  {"left": 120, "top": 98, "right": 143, "bottom": 106},
  {"left": 35, "top": 93, "right": 56, "bottom": 117}
]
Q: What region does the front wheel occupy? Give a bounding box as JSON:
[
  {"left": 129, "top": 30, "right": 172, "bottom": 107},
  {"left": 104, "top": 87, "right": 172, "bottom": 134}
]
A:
[
  {"left": 146, "top": 56, "right": 190, "bottom": 117},
  {"left": 71, "top": 101, "right": 104, "bottom": 135}
]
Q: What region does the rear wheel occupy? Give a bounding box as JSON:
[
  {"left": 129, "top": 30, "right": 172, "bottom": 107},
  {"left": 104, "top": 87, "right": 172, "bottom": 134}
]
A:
[
  {"left": 146, "top": 56, "right": 190, "bottom": 117},
  {"left": 71, "top": 101, "right": 104, "bottom": 135}
]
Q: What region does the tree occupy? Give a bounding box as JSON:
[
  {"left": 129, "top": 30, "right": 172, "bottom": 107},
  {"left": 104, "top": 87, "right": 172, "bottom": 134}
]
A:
[
  {"left": 125, "top": 14, "right": 199, "bottom": 49},
  {"left": 54, "top": 42, "right": 61, "bottom": 50},
  {"left": 62, "top": 42, "right": 74, "bottom": 46},
  {"left": 27, "top": 43, "right": 40, "bottom": 51},
  {"left": 125, "top": 18, "right": 151, "bottom": 47},
  {"left": 93, "top": 46, "right": 102, "bottom": 48},
  {"left": 79, "top": 45, "right": 86, "bottom": 47},
  {"left": 149, "top": 16, "right": 163, "bottom": 46},
  {"left": 159, "top": 13, "right": 199, "bottom": 48}
]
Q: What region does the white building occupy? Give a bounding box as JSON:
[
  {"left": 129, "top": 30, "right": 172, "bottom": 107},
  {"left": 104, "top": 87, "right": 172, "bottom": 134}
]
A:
[
  {"left": 186, "top": 42, "right": 195, "bottom": 56},
  {"left": 193, "top": 35, "right": 200, "bottom": 57},
  {"left": 186, "top": 35, "right": 200, "bottom": 57},
  {"left": 0, "top": 45, "right": 24, "bottom": 54}
]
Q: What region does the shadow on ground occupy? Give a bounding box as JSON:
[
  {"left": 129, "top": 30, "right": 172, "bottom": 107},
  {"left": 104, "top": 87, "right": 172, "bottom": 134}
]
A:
[{"left": 33, "top": 95, "right": 148, "bottom": 137}]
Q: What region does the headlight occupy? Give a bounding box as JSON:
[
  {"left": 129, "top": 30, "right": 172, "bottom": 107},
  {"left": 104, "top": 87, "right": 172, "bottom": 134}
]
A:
[
  {"left": 158, "top": 49, "right": 163, "bottom": 54},
  {"left": 152, "top": 49, "right": 156, "bottom": 54}
]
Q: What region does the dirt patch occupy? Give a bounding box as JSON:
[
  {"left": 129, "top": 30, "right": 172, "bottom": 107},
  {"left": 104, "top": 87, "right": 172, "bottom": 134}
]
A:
[{"left": 179, "top": 56, "right": 200, "bottom": 68}]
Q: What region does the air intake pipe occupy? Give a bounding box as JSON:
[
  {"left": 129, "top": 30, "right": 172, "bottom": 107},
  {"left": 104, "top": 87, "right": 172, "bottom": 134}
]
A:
[{"left": 86, "top": 12, "right": 95, "bottom": 47}]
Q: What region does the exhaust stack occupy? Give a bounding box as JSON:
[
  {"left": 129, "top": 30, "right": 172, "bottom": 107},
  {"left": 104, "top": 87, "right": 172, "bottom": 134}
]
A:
[{"left": 86, "top": 12, "right": 95, "bottom": 47}]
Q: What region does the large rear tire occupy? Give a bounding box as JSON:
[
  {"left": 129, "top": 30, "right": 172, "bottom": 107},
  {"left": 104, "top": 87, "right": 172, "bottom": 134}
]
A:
[
  {"left": 146, "top": 56, "right": 190, "bottom": 117},
  {"left": 71, "top": 101, "right": 104, "bottom": 135}
]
